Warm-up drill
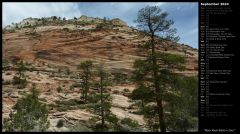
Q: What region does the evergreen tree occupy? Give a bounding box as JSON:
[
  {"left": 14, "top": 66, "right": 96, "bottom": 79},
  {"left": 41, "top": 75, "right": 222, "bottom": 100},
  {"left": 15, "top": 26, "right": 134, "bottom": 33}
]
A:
[
  {"left": 134, "top": 6, "right": 179, "bottom": 132},
  {"left": 52, "top": 16, "right": 57, "bottom": 21},
  {"left": 90, "top": 66, "right": 112, "bottom": 129},
  {"left": 77, "top": 60, "right": 93, "bottom": 103},
  {"left": 3, "top": 84, "right": 49, "bottom": 132},
  {"left": 13, "top": 60, "right": 28, "bottom": 88},
  {"left": 130, "top": 84, "right": 154, "bottom": 109},
  {"left": 132, "top": 52, "right": 186, "bottom": 131},
  {"left": 164, "top": 76, "right": 198, "bottom": 132},
  {"left": 132, "top": 6, "right": 197, "bottom": 132},
  {"left": 88, "top": 65, "right": 119, "bottom": 131},
  {"left": 16, "top": 60, "right": 27, "bottom": 83}
]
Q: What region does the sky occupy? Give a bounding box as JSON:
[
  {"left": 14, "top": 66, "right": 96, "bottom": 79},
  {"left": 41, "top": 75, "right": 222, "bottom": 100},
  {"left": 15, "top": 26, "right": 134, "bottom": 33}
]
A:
[{"left": 2, "top": 2, "right": 198, "bottom": 48}]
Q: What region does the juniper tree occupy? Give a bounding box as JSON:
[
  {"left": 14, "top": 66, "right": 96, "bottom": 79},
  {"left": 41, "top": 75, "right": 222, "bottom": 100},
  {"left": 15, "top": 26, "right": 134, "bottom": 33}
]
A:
[{"left": 3, "top": 84, "right": 49, "bottom": 132}]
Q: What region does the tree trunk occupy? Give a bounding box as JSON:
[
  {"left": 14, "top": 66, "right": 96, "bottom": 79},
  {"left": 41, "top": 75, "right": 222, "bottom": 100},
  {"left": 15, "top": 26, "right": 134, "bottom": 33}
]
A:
[
  {"left": 19, "top": 71, "right": 22, "bottom": 84},
  {"left": 100, "top": 75, "right": 105, "bottom": 126},
  {"left": 85, "top": 73, "right": 89, "bottom": 103},
  {"left": 141, "top": 99, "right": 144, "bottom": 108},
  {"left": 157, "top": 98, "right": 166, "bottom": 132},
  {"left": 151, "top": 33, "right": 166, "bottom": 132}
]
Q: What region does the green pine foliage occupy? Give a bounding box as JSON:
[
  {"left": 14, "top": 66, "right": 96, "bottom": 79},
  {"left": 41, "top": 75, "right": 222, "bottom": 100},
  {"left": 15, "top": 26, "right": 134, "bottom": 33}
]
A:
[
  {"left": 12, "top": 60, "right": 28, "bottom": 89},
  {"left": 77, "top": 60, "right": 93, "bottom": 103},
  {"left": 90, "top": 67, "right": 111, "bottom": 127},
  {"left": 88, "top": 66, "right": 118, "bottom": 131},
  {"left": 132, "top": 5, "right": 198, "bottom": 132},
  {"left": 3, "top": 84, "right": 49, "bottom": 132}
]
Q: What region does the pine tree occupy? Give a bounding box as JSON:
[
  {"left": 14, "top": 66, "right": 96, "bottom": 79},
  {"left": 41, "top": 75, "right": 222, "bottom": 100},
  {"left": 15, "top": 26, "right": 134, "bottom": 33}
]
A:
[
  {"left": 135, "top": 6, "right": 179, "bottom": 132},
  {"left": 90, "top": 66, "right": 112, "bottom": 129},
  {"left": 133, "top": 6, "right": 197, "bottom": 132},
  {"left": 132, "top": 52, "right": 186, "bottom": 131},
  {"left": 133, "top": 6, "right": 198, "bottom": 132},
  {"left": 88, "top": 65, "right": 119, "bottom": 131},
  {"left": 77, "top": 60, "right": 93, "bottom": 103}
]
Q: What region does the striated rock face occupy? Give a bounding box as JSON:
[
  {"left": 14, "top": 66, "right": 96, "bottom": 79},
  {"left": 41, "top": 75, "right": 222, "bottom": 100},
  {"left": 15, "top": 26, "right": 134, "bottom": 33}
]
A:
[{"left": 2, "top": 15, "right": 198, "bottom": 76}]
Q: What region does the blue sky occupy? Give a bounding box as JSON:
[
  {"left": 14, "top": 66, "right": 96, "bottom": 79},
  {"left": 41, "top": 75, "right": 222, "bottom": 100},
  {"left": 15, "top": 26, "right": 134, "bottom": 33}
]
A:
[{"left": 3, "top": 2, "right": 198, "bottom": 48}]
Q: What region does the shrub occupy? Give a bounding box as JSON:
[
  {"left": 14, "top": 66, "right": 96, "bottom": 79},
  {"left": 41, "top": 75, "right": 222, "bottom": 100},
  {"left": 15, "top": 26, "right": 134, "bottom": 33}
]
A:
[
  {"left": 5, "top": 72, "right": 12, "bottom": 75},
  {"left": 70, "top": 75, "right": 76, "bottom": 79},
  {"left": 12, "top": 76, "right": 27, "bottom": 89},
  {"left": 96, "top": 24, "right": 103, "bottom": 29},
  {"left": 96, "top": 23, "right": 106, "bottom": 30},
  {"left": 56, "top": 119, "right": 64, "bottom": 128},
  {"left": 54, "top": 99, "right": 85, "bottom": 111},
  {"left": 66, "top": 68, "right": 71, "bottom": 75},
  {"left": 78, "top": 21, "right": 90, "bottom": 26},
  {"left": 71, "top": 82, "right": 81, "bottom": 88},
  {"left": 112, "top": 90, "right": 120, "bottom": 94},
  {"left": 3, "top": 84, "right": 49, "bottom": 132},
  {"left": 58, "top": 68, "right": 61, "bottom": 73},
  {"left": 3, "top": 80, "right": 11, "bottom": 85},
  {"left": 70, "top": 121, "right": 93, "bottom": 132},
  {"left": 12, "top": 76, "right": 19, "bottom": 85},
  {"left": 112, "top": 72, "right": 128, "bottom": 84},
  {"left": 69, "top": 85, "right": 74, "bottom": 90},
  {"left": 123, "top": 88, "right": 130, "bottom": 93},
  {"left": 57, "top": 85, "right": 62, "bottom": 93},
  {"left": 63, "top": 28, "right": 69, "bottom": 32},
  {"left": 120, "top": 118, "right": 139, "bottom": 128},
  {"left": 8, "top": 29, "right": 16, "bottom": 33},
  {"left": 55, "top": 99, "right": 83, "bottom": 106},
  {"left": 39, "top": 98, "right": 47, "bottom": 102},
  {"left": 17, "top": 81, "right": 27, "bottom": 89},
  {"left": 35, "top": 50, "right": 50, "bottom": 59}
]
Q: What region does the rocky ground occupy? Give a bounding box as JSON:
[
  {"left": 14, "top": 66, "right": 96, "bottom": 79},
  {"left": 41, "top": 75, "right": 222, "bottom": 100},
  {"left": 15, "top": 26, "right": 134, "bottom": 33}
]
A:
[{"left": 2, "top": 68, "right": 146, "bottom": 131}]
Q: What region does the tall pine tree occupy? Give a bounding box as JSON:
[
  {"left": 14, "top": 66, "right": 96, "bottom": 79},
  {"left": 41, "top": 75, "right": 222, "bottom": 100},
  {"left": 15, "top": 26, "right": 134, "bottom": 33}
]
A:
[
  {"left": 88, "top": 65, "right": 118, "bottom": 131},
  {"left": 134, "top": 6, "right": 180, "bottom": 132},
  {"left": 77, "top": 60, "right": 93, "bottom": 103}
]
